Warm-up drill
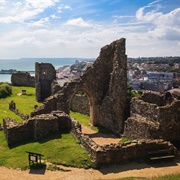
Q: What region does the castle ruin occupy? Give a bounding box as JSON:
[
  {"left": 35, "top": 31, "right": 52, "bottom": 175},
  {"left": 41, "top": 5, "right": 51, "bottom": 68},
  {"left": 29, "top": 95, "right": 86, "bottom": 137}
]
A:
[
  {"left": 32, "top": 38, "right": 127, "bottom": 135},
  {"left": 11, "top": 71, "right": 35, "bottom": 87},
  {"left": 124, "top": 91, "right": 180, "bottom": 141},
  {"left": 35, "top": 62, "right": 56, "bottom": 102},
  {"left": 3, "top": 38, "right": 180, "bottom": 165}
]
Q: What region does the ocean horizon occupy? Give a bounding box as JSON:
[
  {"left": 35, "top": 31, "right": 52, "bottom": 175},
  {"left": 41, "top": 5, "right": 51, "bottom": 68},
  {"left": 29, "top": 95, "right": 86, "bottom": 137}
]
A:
[{"left": 0, "top": 58, "right": 95, "bottom": 82}]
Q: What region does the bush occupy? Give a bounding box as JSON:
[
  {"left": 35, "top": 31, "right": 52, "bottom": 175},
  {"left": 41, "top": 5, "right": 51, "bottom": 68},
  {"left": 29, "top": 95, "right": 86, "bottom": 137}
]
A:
[
  {"left": 127, "top": 83, "right": 142, "bottom": 99},
  {"left": 0, "top": 83, "right": 12, "bottom": 98}
]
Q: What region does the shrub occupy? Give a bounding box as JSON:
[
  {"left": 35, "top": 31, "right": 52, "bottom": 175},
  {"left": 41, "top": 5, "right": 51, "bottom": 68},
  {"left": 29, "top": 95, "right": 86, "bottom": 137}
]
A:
[{"left": 0, "top": 83, "right": 12, "bottom": 98}]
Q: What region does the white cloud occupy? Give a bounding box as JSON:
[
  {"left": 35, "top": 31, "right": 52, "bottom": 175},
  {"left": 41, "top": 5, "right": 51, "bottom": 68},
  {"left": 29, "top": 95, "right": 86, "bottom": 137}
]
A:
[
  {"left": 155, "top": 8, "right": 180, "bottom": 27},
  {"left": 25, "top": 0, "right": 59, "bottom": 9},
  {"left": 0, "top": 0, "right": 59, "bottom": 23},
  {"left": 50, "top": 14, "right": 60, "bottom": 19},
  {"left": 135, "top": 1, "right": 180, "bottom": 41},
  {"left": 153, "top": 8, "right": 180, "bottom": 40},
  {"left": 64, "top": 5, "right": 71, "bottom": 10},
  {"left": 114, "top": 15, "right": 134, "bottom": 19},
  {"left": 136, "top": 7, "right": 162, "bottom": 23},
  {"left": 0, "top": 0, "right": 6, "bottom": 3},
  {"left": 0, "top": 0, "right": 179, "bottom": 58},
  {"left": 65, "top": 17, "right": 92, "bottom": 27},
  {"left": 149, "top": 0, "right": 162, "bottom": 6},
  {"left": 57, "top": 4, "right": 72, "bottom": 13},
  {"left": 28, "top": 17, "right": 49, "bottom": 27}
]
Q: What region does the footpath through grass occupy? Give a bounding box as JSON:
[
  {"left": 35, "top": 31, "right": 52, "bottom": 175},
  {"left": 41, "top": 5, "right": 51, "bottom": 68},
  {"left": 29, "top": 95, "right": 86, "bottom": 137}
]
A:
[{"left": 0, "top": 85, "right": 94, "bottom": 169}]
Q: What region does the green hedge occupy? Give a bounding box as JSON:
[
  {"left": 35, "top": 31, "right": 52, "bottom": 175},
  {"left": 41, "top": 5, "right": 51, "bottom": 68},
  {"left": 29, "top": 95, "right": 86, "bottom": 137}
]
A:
[{"left": 0, "top": 83, "right": 12, "bottom": 98}]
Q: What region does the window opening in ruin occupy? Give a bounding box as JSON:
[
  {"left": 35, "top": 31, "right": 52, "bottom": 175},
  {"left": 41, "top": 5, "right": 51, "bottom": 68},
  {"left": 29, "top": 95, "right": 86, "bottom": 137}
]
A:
[
  {"left": 70, "top": 90, "right": 91, "bottom": 125},
  {"left": 42, "top": 70, "right": 47, "bottom": 75}
]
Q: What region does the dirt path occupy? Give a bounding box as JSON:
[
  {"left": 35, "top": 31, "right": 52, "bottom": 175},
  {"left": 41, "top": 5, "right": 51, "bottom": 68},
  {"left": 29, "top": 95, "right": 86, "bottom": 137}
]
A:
[
  {"left": 81, "top": 125, "right": 120, "bottom": 145},
  {"left": 1, "top": 160, "right": 180, "bottom": 180}
]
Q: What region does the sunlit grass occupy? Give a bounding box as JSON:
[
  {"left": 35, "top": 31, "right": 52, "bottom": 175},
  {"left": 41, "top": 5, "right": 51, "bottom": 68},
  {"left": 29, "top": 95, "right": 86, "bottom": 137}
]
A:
[
  {"left": 70, "top": 111, "right": 90, "bottom": 127},
  {"left": 0, "top": 86, "right": 94, "bottom": 169},
  {"left": 0, "top": 86, "right": 42, "bottom": 123},
  {"left": 70, "top": 111, "right": 117, "bottom": 134}
]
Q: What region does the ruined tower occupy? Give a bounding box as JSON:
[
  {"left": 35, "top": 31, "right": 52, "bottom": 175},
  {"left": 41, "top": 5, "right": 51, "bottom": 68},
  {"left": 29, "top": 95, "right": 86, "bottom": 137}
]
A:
[{"left": 35, "top": 62, "right": 56, "bottom": 102}]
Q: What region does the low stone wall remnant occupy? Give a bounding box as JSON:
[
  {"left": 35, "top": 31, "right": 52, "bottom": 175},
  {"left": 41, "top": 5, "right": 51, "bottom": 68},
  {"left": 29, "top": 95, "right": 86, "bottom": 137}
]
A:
[
  {"left": 71, "top": 118, "right": 176, "bottom": 166},
  {"left": 9, "top": 100, "right": 29, "bottom": 120},
  {"left": 3, "top": 111, "right": 71, "bottom": 146},
  {"left": 11, "top": 71, "right": 35, "bottom": 87},
  {"left": 124, "top": 91, "right": 180, "bottom": 141}
]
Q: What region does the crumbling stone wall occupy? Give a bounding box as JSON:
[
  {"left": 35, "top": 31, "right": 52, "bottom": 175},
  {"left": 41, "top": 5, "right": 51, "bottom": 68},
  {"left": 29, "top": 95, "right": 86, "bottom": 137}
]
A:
[
  {"left": 140, "top": 91, "right": 174, "bottom": 106},
  {"left": 32, "top": 38, "right": 127, "bottom": 135},
  {"left": 71, "top": 94, "right": 89, "bottom": 115},
  {"left": 124, "top": 91, "right": 180, "bottom": 141},
  {"left": 11, "top": 71, "right": 35, "bottom": 87},
  {"left": 130, "top": 97, "right": 160, "bottom": 122},
  {"left": 9, "top": 100, "right": 29, "bottom": 120},
  {"left": 71, "top": 118, "right": 176, "bottom": 166},
  {"left": 124, "top": 117, "right": 160, "bottom": 140},
  {"left": 158, "top": 100, "right": 180, "bottom": 140},
  {"left": 3, "top": 118, "right": 34, "bottom": 146},
  {"left": 35, "top": 63, "right": 56, "bottom": 102},
  {"left": 3, "top": 111, "right": 71, "bottom": 146}
]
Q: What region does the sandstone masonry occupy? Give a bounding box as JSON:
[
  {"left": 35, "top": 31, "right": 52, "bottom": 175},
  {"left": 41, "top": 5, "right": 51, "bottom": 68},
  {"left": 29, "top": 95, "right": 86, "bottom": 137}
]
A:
[
  {"left": 32, "top": 38, "right": 127, "bottom": 135},
  {"left": 35, "top": 62, "right": 56, "bottom": 102},
  {"left": 71, "top": 118, "right": 176, "bottom": 166},
  {"left": 3, "top": 111, "right": 71, "bottom": 146},
  {"left": 70, "top": 94, "right": 90, "bottom": 115},
  {"left": 124, "top": 91, "right": 180, "bottom": 141},
  {"left": 11, "top": 71, "right": 35, "bottom": 87}
]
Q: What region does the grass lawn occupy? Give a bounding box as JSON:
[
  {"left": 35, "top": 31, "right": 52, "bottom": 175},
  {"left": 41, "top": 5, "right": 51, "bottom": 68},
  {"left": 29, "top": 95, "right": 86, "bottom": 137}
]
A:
[
  {"left": 70, "top": 111, "right": 114, "bottom": 133},
  {"left": 0, "top": 85, "right": 94, "bottom": 169},
  {"left": 70, "top": 111, "right": 90, "bottom": 127},
  {"left": 0, "top": 86, "right": 42, "bottom": 123}
]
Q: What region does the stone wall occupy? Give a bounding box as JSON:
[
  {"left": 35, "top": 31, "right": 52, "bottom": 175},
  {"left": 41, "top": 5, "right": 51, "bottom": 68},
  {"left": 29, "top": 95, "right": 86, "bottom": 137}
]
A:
[
  {"left": 35, "top": 63, "right": 56, "bottom": 102},
  {"left": 124, "top": 117, "right": 160, "bottom": 140},
  {"left": 3, "top": 111, "right": 71, "bottom": 146},
  {"left": 71, "top": 118, "right": 176, "bottom": 166},
  {"left": 9, "top": 100, "right": 29, "bottom": 120},
  {"left": 124, "top": 91, "right": 180, "bottom": 141},
  {"left": 130, "top": 97, "right": 160, "bottom": 122},
  {"left": 158, "top": 100, "right": 180, "bottom": 140},
  {"left": 32, "top": 38, "right": 127, "bottom": 135},
  {"left": 70, "top": 94, "right": 89, "bottom": 115},
  {"left": 11, "top": 71, "right": 35, "bottom": 87},
  {"left": 3, "top": 118, "right": 34, "bottom": 146}
]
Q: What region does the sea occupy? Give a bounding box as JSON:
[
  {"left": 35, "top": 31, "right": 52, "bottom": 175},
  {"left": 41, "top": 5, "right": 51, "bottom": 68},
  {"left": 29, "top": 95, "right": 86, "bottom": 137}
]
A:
[{"left": 0, "top": 58, "right": 94, "bottom": 83}]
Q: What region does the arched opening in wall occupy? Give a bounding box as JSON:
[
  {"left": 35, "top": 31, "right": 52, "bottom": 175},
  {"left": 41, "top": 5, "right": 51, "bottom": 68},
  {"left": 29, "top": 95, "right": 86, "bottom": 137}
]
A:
[{"left": 70, "top": 90, "right": 94, "bottom": 126}]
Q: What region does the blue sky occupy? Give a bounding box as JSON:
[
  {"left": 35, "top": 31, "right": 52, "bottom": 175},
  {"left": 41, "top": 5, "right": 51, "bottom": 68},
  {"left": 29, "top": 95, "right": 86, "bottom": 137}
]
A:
[{"left": 0, "top": 0, "right": 179, "bottom": 58}]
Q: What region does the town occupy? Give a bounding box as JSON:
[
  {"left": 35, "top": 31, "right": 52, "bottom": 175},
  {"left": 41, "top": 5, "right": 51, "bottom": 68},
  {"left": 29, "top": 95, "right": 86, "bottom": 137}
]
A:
[{"left": 56, "top": 57, "right": 180, "bottom": 93}]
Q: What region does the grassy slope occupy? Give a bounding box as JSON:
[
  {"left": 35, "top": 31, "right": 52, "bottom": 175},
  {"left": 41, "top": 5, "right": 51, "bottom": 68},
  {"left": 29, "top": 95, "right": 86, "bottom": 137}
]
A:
[{"left": 0, "top": 86, "right": 94, "bottom": 169}]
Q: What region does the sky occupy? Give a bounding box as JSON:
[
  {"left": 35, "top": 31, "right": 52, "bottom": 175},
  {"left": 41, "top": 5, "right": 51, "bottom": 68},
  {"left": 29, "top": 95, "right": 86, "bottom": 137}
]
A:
[{"left": 0, "top": 0, "right": 179, "bottom": 58}]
